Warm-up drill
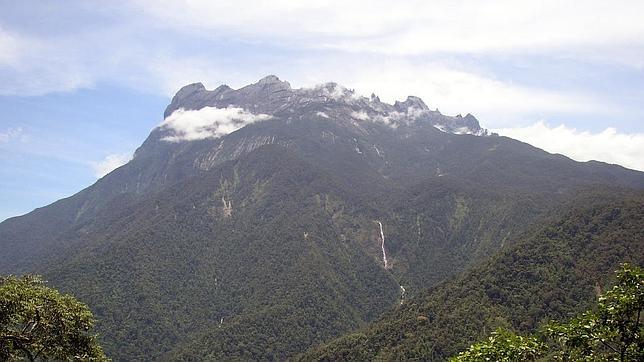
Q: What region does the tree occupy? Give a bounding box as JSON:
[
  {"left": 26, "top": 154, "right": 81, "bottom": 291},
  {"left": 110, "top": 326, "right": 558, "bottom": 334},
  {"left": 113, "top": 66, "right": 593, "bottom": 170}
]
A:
[
  {"left": 0, "top": 275, "right": 107, "bottom": 361},
  {"left": 450, "top": 328, "right": 544, "bottom": 362},
  {"left": 452, "top": 264, "right": 643, "bottom": 362},
  {"left": 544, "top": 263, "right": 643, "bottom": 361}
]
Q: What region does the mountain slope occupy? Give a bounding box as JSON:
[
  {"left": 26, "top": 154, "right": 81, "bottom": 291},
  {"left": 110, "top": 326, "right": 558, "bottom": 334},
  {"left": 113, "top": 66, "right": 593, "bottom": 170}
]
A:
[
  {"left": 0, "top": 76, "right": 643, "bottom": 360},
  {"left": 300, "top": 190, "right": 644, "bottom": 361},
  {"left": 3, "top": 76, "right": 641, "bottom": 276},
  {"left": 36, "top": 145, "right": 402, "bottom": 360}
]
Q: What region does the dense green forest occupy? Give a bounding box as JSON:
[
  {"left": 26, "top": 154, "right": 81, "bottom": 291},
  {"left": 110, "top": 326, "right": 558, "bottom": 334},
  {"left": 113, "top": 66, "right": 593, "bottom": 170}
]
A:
[
  {"left": 0, "top": 275, "right": 107, "bottom": 361},
  {"left": 41, "top": 146, "right": 401, "bottom": 360},
  {"left": 300, "top": 191, "right": 644, "bottom": 360},
  {"left": 452, "top": 264, "right": 643, "bottom": 361}
]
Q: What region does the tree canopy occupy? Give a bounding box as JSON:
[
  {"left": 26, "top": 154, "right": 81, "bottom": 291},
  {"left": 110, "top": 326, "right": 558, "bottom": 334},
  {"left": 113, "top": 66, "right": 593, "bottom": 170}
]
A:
[
  {"left": 452, "top": 264, "right": 643, "bottom": 362},
  {"left": 0, "top": 275, "right": 107, "bottom": 361}
]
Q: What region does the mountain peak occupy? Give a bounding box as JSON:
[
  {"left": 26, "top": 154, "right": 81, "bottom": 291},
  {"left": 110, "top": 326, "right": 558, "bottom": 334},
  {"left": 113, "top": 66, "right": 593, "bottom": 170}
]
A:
[
  {"left": 394, "top": 95, "right": 429, "bottom": 112},
  {"left": 174, "top": 82, "right": 206, "bottom": 99},
  {"left": 164, "top": 82, "right": 209, "bottom": 118},
  {"left": 257, "top": 74, "right": 283, "bottom": 85},
  {"left": 162, "top": 76, "right": 487, "bottom": 136},
  {"left": 405, "top": 95, "right": 429, "bottom": 109},
  {"left": 253, "top": 75, "right": 292, "bottom": 91}
]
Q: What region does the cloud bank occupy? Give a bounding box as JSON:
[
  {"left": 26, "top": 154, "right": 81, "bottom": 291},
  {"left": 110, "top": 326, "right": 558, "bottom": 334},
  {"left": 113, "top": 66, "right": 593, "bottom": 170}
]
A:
[
  {"left": 1, "top": 1, "right": 641, "bottom": 129},
  {"left": 160, "top": 106, "right": 271, "bottom": 142},
  {"left": 138, "top": 0, "right": 644, "bottom": 59},
  {"left": 494, "top": 122, "right": 644, "bottom": 171},
  {"left": 91, "top": 153, "right": 132, "bottom": 178}
]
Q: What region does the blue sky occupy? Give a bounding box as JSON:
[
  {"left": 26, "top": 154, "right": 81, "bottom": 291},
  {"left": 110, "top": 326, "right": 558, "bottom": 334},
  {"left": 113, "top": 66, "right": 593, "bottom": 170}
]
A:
[{"left": 1, "top": 0, "right": 644, "bottom": 221}]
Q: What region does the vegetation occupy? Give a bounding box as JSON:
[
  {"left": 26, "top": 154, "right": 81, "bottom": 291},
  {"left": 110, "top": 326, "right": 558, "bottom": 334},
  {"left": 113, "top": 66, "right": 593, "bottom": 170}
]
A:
[
  {"left": 43, "top": 147, "right": 401, "bottom": 360},
  {"left": 453, "top": 264, "right": 643, "bottom": 361},
  {"left": 0, "top": 275, "right": 107, "bottom": 361},
  {"left": 451, "top": 328, "right": 544, "bottom": 361},
  {"left": 300, "top": 192, "right": 644, "bottom": 360}
]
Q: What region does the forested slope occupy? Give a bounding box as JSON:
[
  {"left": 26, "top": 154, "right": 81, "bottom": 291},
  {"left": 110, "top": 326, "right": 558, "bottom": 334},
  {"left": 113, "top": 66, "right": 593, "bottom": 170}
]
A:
[
  {"left": 300, "top": 190, "right": 644, "bottom": 361},
  {"left": 41, "top": 145, "right": 401, "bottom": 360}
]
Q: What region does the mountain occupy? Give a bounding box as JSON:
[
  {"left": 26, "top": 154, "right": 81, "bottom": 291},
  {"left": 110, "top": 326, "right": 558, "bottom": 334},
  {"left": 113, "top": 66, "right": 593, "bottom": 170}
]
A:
[
  {"left": 300, "top": 190, "right": 644, "bottom": 360},
  {"left": 0, "top": 75, "right": 642, "bottom": 360}
]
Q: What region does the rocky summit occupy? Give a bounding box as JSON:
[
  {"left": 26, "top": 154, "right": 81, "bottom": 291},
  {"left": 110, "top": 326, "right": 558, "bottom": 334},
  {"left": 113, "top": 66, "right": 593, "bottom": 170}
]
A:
[{"left": 164, "top": 75, "right": 487, "bottom": 134}]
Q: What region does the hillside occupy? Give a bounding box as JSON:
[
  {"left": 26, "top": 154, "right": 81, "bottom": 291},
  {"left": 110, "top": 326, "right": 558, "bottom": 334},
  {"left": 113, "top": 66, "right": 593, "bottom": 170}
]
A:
[
  {"left": 300, "top": 190, "right": 644, "bottom": 361},
  {"left": 39, "top": 145, "right": 403, "bottom": 359}
]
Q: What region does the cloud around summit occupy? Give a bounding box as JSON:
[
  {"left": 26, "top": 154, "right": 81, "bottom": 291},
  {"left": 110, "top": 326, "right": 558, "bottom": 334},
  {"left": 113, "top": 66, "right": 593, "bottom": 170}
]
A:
[{"left": 160, "top": 106, "right": 272, "bottom": 142}]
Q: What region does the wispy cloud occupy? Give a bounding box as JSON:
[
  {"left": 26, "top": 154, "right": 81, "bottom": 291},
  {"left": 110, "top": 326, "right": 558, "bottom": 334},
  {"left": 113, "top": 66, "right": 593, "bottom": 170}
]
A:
[
  {"left": 90, "top": 153, "right": 132, "bottom": 178},
  {"left": 0, "top": 127, "right": 25, "bottom": 143},
  {"left": 0, "top": 27, "right": 23, "bottom": 66},
  {"left": 0, "top": 29, "right": 93, "bottom": 95},
  {"left": 303, "top": 60, "right": 607, "bottom": 123},
  {"left": 350, "top": 110, "right": 370, "bottom": 121},
  {"left": 2, "top": 1, "right": 643, "bottom": 96},
  {"left": 494, "top": 121, "right": 644, "bottom": 171},
  {"left": 160, "top": 106, "right": 271, "bottom": 142},
  {"left": 137, "top": 0, "right": 644, "bottom": 59}
]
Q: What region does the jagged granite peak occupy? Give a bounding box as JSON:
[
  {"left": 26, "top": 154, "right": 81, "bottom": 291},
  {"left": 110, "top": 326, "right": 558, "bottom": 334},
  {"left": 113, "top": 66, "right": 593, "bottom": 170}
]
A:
[
  {"left": 172, "top": 82, "right": 206, "bottom": 101},
  {"left": 241, "top": 75, "right": 293, "bottom": 94},
  {"left": 394, "top": 96, "right": 429, "bottom": 112},
  {"left": 256, "top": 74, "right": 289, "bottom": 87},
  {"left": 164, "top": 82, "right": 221, "bottom": 118},
  {"left": 463, "top": 113, "right": 480, "bottom": 129},
  {"left": 214, "top": 84, "right": 232, "bottom": 93},
  {"left": 163, "top": 75, "right": 485, "bottom": 135},
  {"left": 434, "top": 112, "right": 486, "bottom": 135}
]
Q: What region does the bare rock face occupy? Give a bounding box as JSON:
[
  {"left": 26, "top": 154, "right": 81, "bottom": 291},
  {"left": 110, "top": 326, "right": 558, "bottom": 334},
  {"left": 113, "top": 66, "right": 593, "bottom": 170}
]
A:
[
  {"left": 394, "top": 95, "right": 429, "bottom": 112},
  {"left": 163, "top": 75, "right": 485, "bottom": 135},
  {"left": 164, "top": 82, "right": 208, "bottom": 118}
]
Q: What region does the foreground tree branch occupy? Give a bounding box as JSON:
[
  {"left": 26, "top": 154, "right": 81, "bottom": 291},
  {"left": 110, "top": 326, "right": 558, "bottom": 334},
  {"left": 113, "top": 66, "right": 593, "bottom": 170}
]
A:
[{"left": 0, "top": 275, "right": 108, "bottom": 361}]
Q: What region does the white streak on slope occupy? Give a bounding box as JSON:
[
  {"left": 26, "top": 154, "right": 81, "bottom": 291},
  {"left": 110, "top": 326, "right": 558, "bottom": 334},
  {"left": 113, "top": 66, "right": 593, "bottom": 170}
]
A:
[
  {"left": 400, "top": 285, "right": 406, "bottom": 305},
  {"left": 376, "top": 220, "right": 388, "bottom": 269}
]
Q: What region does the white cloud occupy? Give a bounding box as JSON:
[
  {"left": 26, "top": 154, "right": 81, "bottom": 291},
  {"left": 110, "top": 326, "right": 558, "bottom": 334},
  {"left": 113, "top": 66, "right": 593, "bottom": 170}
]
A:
[
  {"left": 350, "top": 111, "right": 370, "bottom": 121},
  {"left": 284, "top": 59, "right": 607, "bottom": 124},
  {"left": 0, "top": 0, "right": 639, "bottom": 129},
  {"left": 493, "top": 121, "right": 644, "bottom": 171},
  {"left": 160, "top": 106, "right": 271, "bottom": 142},
  {"left": 0, "top": 28, "right": 23, "bottom": 66},
  {"left": 0, "top": 27, "right": 93, "bottom": 96},
  {"left": 1, "top": 0, "right": 643, "bottom": 98},
  {"left": 136, "top": 0, "right": 644, "bottom": 59},
  {"left": 0, "top": 20, "right": 220, "bottom": 96},
  {"left": 0, "top": 127, "right": 25, "bottom": 143},
  {"left": 90, "top": 153, "right": 132, "bottom": 178},
  {"left": 304, "top": 83, "right": 362, "bottom": 102}
]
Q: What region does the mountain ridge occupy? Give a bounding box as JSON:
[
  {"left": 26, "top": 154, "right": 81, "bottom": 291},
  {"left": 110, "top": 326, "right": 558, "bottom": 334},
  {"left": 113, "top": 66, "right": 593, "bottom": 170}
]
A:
[{"left": 162, "top": 75, "right": 486, "bottom": 136}]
